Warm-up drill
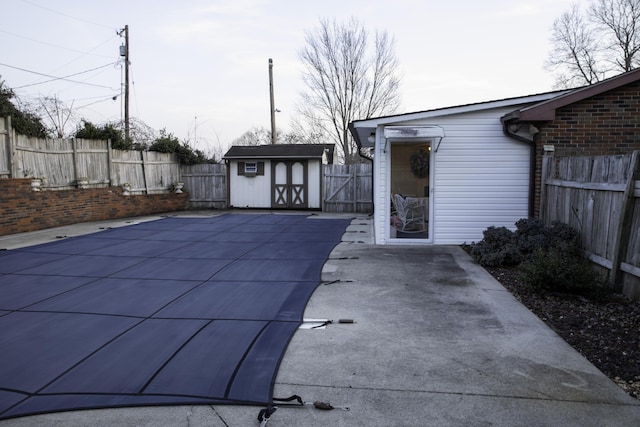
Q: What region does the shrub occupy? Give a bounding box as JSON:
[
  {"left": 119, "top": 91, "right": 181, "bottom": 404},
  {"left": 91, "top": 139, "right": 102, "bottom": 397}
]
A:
[
  {"left": 518, "top": 246, "right": 601, "bottom": 294},
  {"left": 472, "top": 218, "right": 602, "bottom": 295},
  {"left": 513, "top": 218, "right": 547, "bottom": 259},
  {"left": 75, "top": 120, "right": 130, "bottom": 150},
  {"left": 1, "top": 80, "right": 48, "bottom": 138},
  {"left": 149, "top": 129, "right": 210, "bottom": 165},
  {"left": 547, "top": 221, "right": 580, "bottom": 251},
  {"left": 470, "top": 226, "right": 521, "bottom": 267}
]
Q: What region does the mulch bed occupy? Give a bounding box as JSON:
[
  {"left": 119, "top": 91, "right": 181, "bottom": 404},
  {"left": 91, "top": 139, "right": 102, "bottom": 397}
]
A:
[{"left": 485, "top": 265, "right": 640, "bottom": 400}]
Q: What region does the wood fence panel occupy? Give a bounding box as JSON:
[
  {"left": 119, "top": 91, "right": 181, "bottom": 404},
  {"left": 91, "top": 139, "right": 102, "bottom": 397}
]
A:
[
  {"left": 628, "top": 198, "right": 640, "bottom": 266},
  {"left": 181, "top": 163, "right": 227, "bottom": 208},
  {"left": 322, "top": 163, "right": 372, "bottom": 213},
  {"left": 2, "top": 120, "right": 200, "bottom": 196},
  {"left": 0, "top": 117, "right": 10, "bottom": 177},
  {"left": 143, "top": 151, "right": 180, "bottom": 194},
  {"left": 15, "top": 135, "right": 76, "bottom": 188},
  {"left": 74, "top": 139, "right": 110, "bottom": 187},
  {"left": 111, "top": 150, "right": 146, "bottom": 193},
  {"left": 542, "top": 153, "right": 639, "bottom": 297}
]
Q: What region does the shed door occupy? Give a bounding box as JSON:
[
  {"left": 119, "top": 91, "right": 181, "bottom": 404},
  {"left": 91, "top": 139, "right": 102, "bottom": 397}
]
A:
[{"left": 272, "top": 160, "right": 308, "bottom": 209}]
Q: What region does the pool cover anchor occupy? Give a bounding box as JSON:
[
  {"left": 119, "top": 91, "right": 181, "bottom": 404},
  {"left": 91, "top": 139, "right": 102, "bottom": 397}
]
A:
[
  {"left": 257, "top": 406, "right": 277, "bottom": 427},
  {"left": 257, "top": 395, "right": 350, "bottom": 425}
]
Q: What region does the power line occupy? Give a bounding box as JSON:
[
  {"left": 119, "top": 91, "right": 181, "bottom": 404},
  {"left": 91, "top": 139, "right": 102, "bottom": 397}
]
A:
[
  {"left": 76, "top": 95, "right": 119, "bottom": 110},
  {"left": 13, "top": 61, "right": 118, "bottom": 89},
  {"left": 20, "top": 0, "right": 114, "bottom": 30},
  {"left": 0, "top": 61, "right": 119, "bottom": 90},
  {"left": 48, "top": 35, "right": 119, "bottom": 74},
  {"left": 130, "top": 63, "right": 140, "bottom": 119},
  {"left": 0, "top": 29, "right": 113, "bottom": 59},
  {"left": 59, "top": 93, "right": 120, "bottom": 103}
]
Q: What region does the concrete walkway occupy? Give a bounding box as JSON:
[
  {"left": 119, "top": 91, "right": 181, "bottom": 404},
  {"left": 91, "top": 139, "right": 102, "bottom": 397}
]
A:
[{"left": 1, "top": 211, "right": 639, "bottom": 426}]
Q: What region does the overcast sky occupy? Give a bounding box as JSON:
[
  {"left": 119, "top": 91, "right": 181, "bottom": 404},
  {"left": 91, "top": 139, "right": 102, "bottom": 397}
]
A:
[{"left": 1, "top": 0, "right": 576, "bottom": 155}]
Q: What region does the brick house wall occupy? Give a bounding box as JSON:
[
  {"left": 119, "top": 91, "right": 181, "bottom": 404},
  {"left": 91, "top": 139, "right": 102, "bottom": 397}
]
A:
[
  {"left": 531, "top": 80, "right": 640, "bottom": 216},
  {"left": 0, "top": 179, "right": 189, "bottom": 236}
]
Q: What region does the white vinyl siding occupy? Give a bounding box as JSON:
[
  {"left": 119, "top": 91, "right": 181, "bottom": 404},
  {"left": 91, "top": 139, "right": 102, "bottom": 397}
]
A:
[
  {"left": 307, "top": 160, "right": 321, "bottom": 209},
  {"left": 373, "top": 107, "right": 531, "bottom": 245},
  {"left": 229, "top": 160, "right": 272, "bottom": 207},
  {"left": 229, "top": 159, "right": 323, "bottom": 209}
]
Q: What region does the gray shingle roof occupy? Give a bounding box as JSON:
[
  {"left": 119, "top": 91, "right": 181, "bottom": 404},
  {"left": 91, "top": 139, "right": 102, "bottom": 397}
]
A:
[{"left": 223, "top": 144, "right": 334, "bottom": 160}]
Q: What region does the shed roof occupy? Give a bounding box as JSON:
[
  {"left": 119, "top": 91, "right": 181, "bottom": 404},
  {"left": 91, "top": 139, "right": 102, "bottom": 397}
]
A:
[
  {"left": 504, "top": 68, "right": 640, "bottom": 122},
  {"left": 223, "top": 144, "right": 334, "bottom": 161}
]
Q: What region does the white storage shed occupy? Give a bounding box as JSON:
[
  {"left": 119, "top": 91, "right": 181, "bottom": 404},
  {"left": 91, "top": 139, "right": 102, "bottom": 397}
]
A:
[
  {"left": 349, "top": 92, "right": 566, "bottom": 245},
  {"left": 223, "top": 144, "right": 334, "bottom": 210}
]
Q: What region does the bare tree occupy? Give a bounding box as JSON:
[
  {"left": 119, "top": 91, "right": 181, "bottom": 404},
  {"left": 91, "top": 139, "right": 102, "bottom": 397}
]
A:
[
  {"left": 232, "top": 126, "right": 272, "bottom": 146},
  {"left": 127, "top": 117, "right": 157, "bottom": 150},
  {"left": 546, "top": 0, "right": 640, "bottom": 88},
  {"left": 546, "top": 4, "right": 604, "bottom": 87},
  {"left": 37, "top": 96, "right": 76, "bottom": 138},
  {"left": 297, "top": 18, "right": 400, "bottom": 163},
  {"left": 590, "top": 0, "right": 640, "bottom": 71},
  {"left": 231, "top": 126, "right": 313, "bottom": 147}
]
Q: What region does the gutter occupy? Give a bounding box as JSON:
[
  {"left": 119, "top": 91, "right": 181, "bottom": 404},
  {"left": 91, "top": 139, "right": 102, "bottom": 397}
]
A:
[{"left": 500, "top": 114, "right": 537, "bottom": 218}]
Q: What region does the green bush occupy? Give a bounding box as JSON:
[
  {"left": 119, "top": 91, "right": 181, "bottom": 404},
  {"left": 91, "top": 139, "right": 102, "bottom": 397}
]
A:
[
  {"left": 1, "top": 80, "right": 48, "bottom": 138},
  {"left": 513, "top": 218, "right": 547, "bottom": 258},
  {"left": 75, "top": 120, "right": 130, "bottom": 150},
  {"left": 149, "top": 129, "right": 209, "bottom": 165},
  {"left": 470, "top": 226, "right": 521, "bottom": 267},
  {"left": 547, "top": 221, "right": 580, "bottom": 251},
  {"left": 472, "top": 218, "right": 602, "bottom": 295},
  {"left": 518, "top": 246, "right": 601, "bottom": 294}
]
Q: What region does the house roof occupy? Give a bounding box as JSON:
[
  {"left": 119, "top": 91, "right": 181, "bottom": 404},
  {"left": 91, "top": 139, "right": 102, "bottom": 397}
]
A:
[
  {"left": 504, "top": 68, "right": 640, "bottom": 122},
  {"left": 223, "top": 144, "right": 334, "bottom": 161},
  {"left": 349, "top": 90, "right": 567, "bottom": 149}
]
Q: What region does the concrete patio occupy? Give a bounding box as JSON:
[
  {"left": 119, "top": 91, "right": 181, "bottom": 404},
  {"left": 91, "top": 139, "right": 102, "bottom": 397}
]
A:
[{"left": 0, "top": 211, "right": 639, "bottom": 426}]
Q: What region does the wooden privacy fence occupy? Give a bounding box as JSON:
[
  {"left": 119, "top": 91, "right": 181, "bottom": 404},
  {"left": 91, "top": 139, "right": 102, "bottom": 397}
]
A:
[
  {"left": 182, "top": 163, "right": 374, "bottom": 213},
  {"left": 2, "top": 117, "right": 374, "bottom": 212},
  {"left": 0, "top": 117, "right": 180, "bottom": 193},
  {"left": 540, "top": 152, "right": 640, "bottom": 295},
  {"left": 323, "top": 163, "right": 373, "bottom": 213},
  {"left": 181, "top": 163, "right": 227, "bottom": 209},
  {"left": 0, "top": 117, "right": 13, "bottom": 177}
]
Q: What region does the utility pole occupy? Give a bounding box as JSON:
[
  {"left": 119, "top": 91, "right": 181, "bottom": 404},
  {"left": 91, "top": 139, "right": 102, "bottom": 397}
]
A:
[
  {"left": 269, "top": 58, "right": 276, "bottom": 144},
  {"left": 118, "top": 25, "right": 130, "bottom": 143}
]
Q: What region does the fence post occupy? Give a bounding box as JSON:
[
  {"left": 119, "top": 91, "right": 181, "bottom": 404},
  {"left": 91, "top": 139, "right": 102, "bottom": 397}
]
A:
[
  {"left": 8, "top": 116, "right": 18, "bottom": 178},
  {"left": 321, "top": 165, "right": 326, "bottom": 212},
  {"left": 106, "top": 139, "right": 113, "bottom": 186},
  {"left": 72, "top": 138, "right": 79, "bottom": 184},
  {"left": 141, "top": 150, "right": 149, "bottom": 194},
  {"left": 352, "top": 165, "right": 357, "bottom": 212},
  {"left": 2, "top": 116, "right": 12, "bottom": 177},
  {"left": 539, "top": 153, "right": 551, "bottom": 223},
  {"left": 610, "top": 150, "right": 640, "bottom": 289}
]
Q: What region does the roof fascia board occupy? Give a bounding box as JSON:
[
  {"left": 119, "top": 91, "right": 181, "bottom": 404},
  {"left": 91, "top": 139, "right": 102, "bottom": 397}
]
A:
[
  {"left": 224, "top": 155, "right": 322, "bottom": 159},
  {"left": 350, "top": 92, "right": 563, "bottom": 129},
  {"left": 517, "top": 69, "right": 640, "bottom": 121}
]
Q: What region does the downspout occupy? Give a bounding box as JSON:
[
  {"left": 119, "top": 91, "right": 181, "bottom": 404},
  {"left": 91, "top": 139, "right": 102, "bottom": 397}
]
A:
[
  {"left": 349, "top": 122, "right": 375, "bottom": 216},
  {"left": 501, "top": 114, "right": 537, "bottom": 218},
  {"left": 224, "top": 158, "right": 231, "bottom": 209},
  {"left": 358, "top": 145, "right": 374, "bottom": 216}
]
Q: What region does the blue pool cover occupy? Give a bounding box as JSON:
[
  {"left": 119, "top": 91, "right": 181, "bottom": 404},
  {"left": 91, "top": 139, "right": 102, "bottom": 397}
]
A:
[{"left": 0, "top": 213, "right": 351, "bottom": 420}]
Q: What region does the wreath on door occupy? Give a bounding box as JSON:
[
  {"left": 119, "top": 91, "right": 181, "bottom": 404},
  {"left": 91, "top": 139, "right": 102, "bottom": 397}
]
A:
[{"left": 410, "top": 149, "right": 429, "bottom": 178}]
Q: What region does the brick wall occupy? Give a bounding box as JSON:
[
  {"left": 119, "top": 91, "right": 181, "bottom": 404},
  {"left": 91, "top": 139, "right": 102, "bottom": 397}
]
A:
[
  {"left": 0, "top": 179, "right": 189, "bottom": 236},
  {"left": 532, "top": 81, "right": 640, "bottom": 216}
]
